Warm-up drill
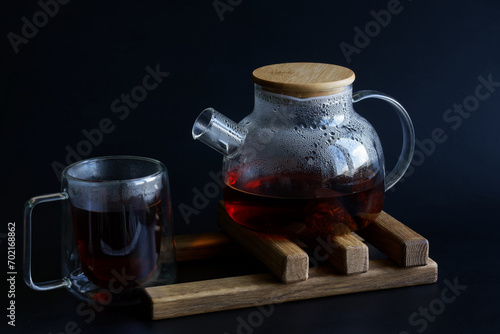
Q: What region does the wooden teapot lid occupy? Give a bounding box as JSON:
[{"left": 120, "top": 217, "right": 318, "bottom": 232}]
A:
[{"left": 252, "top": 62, "right": 355, "bottom": 98}]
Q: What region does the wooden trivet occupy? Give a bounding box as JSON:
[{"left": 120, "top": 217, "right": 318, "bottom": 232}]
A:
[
  {"left": 144, "top": 202, "right": 437, "bottom": 320},
  {"left": 217, "top": 201, "right": 429, "bottom": 281}
]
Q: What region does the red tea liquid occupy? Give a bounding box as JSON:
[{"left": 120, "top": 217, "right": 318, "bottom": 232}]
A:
[
  {"left": 72, "top": 201, "right": 162, "bottom": 289},
  {"left": 223, "top": 171, "right": 384, "bottom": 237}
]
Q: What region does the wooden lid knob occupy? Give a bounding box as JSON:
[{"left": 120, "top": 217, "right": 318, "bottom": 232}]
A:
[{"left": 252, "top": 62, "right": 355, "bottom": 98}]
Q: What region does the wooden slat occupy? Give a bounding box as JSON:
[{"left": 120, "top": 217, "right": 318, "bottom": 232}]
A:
[
  {"left": 217, "top": 202, "right": 309, "bottom": 283},
  {"left": 357, "top": 211, "right": 429, "bottom": 267},
  {"left": 145, "top": 258, "right": 438, "bottom": 320},
  {"left": 303, "top": 233, "right": 368, "bottom": 274},
  {"left": 328, "top": 234, "right": 369, "bottom": 274}
]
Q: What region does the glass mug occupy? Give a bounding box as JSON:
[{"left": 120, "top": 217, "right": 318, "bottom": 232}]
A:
[{"left": 23, "top": 156, "right": 176, "bottom": 304}]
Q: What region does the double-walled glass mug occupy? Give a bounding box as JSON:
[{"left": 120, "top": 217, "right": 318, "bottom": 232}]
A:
[
  {"left": 192, "top": 63, "right": 415, "bottom": 239},
  {"left": 23, "top": 156, "right": 176, "bottom": 304}
]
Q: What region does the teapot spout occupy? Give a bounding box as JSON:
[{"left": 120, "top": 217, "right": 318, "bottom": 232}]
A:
[{"left": 192, "top": 108, "right": 246, "bottom": 156}]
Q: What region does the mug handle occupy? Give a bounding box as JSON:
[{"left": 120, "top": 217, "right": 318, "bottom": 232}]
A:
[
  {"left": 24, "top": 192, "right": 71, "bottom": 291},
  {"left": 352, "top": 90, "right": 415, "bottom": 190}
]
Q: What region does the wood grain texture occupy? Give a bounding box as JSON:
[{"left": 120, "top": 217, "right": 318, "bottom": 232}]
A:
[
  {"left": 305, "top": 233, "right": 368, "bottom": 274},
  {"left": 252, "top": 63, "right": 355, "bottom": 98},
  {"left": 357, "top": 211, "right": 429, "bottom": 267},
  {"left": 217, "top": 202, "right": 309, "bottom": 283},
  {"left": 330, "top": 234, "right": 369, "bottom": 274},
  {"left": 145, "top": 258, "right": 438, "bottom": 320}
]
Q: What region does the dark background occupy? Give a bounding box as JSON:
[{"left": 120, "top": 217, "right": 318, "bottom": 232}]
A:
[{"left": 2, "top": 0, "right": 500, "bottom": 333}]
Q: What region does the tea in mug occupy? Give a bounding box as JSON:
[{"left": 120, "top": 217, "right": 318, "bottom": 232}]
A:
[{"left": 72, "top": 201, "right": 162, "bottom": 289}]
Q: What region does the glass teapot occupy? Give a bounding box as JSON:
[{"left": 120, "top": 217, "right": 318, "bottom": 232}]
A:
[{"left": 192, "top": 63, "right": 414, "bottom": 238}]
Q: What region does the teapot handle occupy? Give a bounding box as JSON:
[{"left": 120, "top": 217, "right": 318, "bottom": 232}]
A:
[{"left": 352, "top": 90, "right": 415, "bottom": 191}]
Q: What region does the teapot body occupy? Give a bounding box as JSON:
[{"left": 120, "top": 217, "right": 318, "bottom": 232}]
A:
[{"left": 222, "top": 85, "right": 385, "bottom": 237}]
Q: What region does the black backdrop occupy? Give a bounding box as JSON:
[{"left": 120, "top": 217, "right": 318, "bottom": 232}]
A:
[{"left": 2, "top": 1, "right": 500, "bottom": 333}]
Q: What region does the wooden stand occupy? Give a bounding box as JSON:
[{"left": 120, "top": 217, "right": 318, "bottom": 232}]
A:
[{"left": 144, "top": 202, "right": 437, "bottom": 320}]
